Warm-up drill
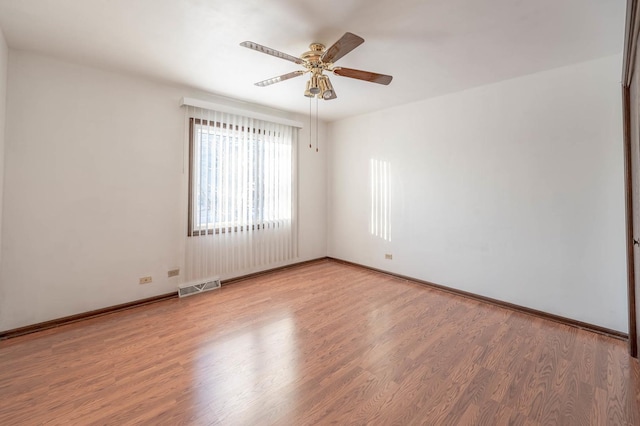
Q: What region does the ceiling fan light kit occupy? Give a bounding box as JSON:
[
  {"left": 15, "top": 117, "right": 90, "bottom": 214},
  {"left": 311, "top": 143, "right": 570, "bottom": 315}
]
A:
[
  {"left": 240, "top": 32, "right": 393, "bottom": 101},
  {"left": 309, "top": 74, "right": 321, "bottom": 95}
]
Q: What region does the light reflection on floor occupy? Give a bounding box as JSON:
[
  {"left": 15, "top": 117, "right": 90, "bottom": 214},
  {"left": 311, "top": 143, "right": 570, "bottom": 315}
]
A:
[{"left": 192, "top": 313, "right": 298, "bottom": 423}]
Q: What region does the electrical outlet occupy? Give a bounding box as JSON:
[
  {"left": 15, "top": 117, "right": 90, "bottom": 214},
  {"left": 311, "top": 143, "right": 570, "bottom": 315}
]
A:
[
  {"left": 139, "top": 276, "right": 152, "bottom": 285},
  {"left": 168, "top": 269, "right": 180, "bottom": 278},
  {"left": 385, "top": 254, "right": 393, "bottom": 260}
]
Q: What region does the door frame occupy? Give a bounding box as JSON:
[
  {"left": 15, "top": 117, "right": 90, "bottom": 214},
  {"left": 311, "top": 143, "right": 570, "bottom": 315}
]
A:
[{"left": 623, "top": 0, "right": 639, "bottom": 357}]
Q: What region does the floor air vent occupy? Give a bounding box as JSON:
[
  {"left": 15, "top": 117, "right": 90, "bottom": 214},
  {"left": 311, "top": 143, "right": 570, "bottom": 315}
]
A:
[{"left": 178, "top": 278, "right": 221, "bottom": 298}]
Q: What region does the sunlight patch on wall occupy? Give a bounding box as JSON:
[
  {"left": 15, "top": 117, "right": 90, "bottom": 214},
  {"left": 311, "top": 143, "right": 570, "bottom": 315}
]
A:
[{"left": 370, "top": 158, "right": 391, "bottom": 241}]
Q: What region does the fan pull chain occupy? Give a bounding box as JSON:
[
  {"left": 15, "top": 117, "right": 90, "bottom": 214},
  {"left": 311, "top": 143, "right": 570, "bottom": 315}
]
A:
[
  {"left": 309, "top": 96, "right": 312, "bottom": 149},
  {"left": 315, "top": 97, "right": 319, "bottom": 152}
]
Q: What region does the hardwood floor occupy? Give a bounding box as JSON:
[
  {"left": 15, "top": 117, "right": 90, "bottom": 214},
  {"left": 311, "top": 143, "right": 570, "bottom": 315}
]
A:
[{"left": 1, "top": 259, "right": 639, "bottom": 425}]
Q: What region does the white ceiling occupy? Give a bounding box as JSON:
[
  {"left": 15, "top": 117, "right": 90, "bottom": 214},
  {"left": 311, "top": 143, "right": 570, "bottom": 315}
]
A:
[{"left": 0, "top": 0, "right": 627, "bottom": 121}]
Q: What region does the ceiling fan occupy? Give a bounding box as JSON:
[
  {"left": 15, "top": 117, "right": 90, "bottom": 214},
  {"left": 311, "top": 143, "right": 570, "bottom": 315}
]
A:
[{"left": 240, "top": 32, "right": 392, "bottom": 100}]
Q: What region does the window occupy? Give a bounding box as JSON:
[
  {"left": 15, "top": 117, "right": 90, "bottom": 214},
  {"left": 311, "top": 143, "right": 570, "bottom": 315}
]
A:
[{"left": 188, "top": 117, "right": 293, "bottom": 236}]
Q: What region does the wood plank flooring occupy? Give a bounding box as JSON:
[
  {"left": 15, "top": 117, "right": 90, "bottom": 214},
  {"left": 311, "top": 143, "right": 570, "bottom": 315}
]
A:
[{"left": 1, "top": 259, "right": 639, "bottom": 425}]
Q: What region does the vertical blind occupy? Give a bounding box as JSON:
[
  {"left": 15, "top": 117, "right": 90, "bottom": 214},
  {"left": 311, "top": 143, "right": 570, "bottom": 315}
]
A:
[{"left": 183, "top": 105, "right": 298, "bottom": 281}]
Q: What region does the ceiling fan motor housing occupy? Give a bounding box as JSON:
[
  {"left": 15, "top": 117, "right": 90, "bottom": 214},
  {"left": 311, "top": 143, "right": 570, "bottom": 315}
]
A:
[{"left": 302, "top": 43, "right": 330, "bottom": 71}]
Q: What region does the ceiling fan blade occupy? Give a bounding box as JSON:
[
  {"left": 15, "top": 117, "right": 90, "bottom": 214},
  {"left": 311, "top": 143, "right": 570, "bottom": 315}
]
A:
[
  {"left": 240, "top": 41, "right": 303, "bottom": 65},
  {"left": 255, "top": 70, "right": 305, "bottom": 87},
  {"left": 333, "top": 67, "right": 393, "bottom": 85},
  {"left": 321, "top": 32, "right": 364, "bottom": 64}
]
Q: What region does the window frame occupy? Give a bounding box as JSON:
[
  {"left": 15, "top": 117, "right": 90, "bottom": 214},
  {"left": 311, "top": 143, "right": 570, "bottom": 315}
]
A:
[{"left": 187, "top": 117, "right": 290, "bottom": 237}]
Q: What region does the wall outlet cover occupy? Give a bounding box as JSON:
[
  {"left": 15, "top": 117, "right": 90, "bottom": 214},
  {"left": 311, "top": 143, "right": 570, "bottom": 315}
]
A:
[{"left": 139, "top": 276, "right": 152, "bottom": 284}]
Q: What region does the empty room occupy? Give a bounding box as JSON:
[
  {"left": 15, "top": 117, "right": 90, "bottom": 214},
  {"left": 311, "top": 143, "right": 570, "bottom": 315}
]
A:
[{"left": 1, "top": 0, "right": 639, "bottom": 424}]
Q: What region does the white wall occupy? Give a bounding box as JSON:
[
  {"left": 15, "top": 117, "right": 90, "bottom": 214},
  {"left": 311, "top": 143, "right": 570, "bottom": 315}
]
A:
[
  {"left": 0, "top": 27, "right": 7, "bottom": 297},
  {"left": 328, "top": 54, "right": 627, "bottom": 332},
  {"left": 1, "top": 48, "right": 625, "bottom": 334},
  {"left": 0, "top": 51, "right": 326, "bottom": 331}
]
